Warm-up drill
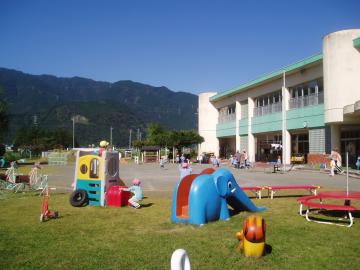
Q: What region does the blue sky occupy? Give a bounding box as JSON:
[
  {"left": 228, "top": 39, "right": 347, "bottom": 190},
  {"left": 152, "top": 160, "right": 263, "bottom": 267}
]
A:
[{"left": 1, "top": 0, "right": 359, "bottom": 94}]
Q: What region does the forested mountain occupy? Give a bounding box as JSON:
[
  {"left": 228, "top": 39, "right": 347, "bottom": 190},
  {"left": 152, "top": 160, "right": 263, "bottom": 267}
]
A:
[{"left": 0, "top": 68, "right": 198, "bottom": 146}]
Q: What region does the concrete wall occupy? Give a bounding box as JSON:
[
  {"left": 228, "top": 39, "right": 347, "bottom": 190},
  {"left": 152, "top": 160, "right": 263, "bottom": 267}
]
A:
[
  {"left": 198, "top": 92, "right": 219, "bottom": 156},
  {"left": 286, "top": 104, "right": 324, "bottom": 130},
  {"left": 323, "top": 29, "right": 360, "bottom": 123}
]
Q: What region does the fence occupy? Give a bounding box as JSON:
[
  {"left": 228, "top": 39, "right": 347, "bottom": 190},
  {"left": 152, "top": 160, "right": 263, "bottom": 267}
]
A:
[
  {"left": 48, "top": 151, "right": 69, "bottom": 165},
  {"left": 289, "top": 92, "right": 324, "bottom": 109},
  {"left": 253, "top": 102, "right": 282, "bottom": 117}
]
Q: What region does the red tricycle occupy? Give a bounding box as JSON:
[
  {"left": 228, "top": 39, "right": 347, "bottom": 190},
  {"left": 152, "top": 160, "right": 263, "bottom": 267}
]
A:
[{"left": 40, "top": 186, "right": 59, "bottom": 222}]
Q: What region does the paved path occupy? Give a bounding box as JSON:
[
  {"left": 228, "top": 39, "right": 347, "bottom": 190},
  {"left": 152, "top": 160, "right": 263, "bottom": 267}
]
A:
[{"left": 49, "top": 162, "right": 360, "bottom": 195}]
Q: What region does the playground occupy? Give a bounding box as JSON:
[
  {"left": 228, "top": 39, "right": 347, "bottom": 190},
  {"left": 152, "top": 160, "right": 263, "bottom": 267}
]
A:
[{"left": 1, "top": 162, "right": 360, "bottom": 269}]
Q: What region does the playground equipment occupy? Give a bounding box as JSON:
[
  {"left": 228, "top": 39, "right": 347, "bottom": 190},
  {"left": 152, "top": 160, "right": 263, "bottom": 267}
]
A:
[
  {"left": 40, "top": 186, "right": 59, "bottom": 222},
  {"left": 236, "top": 215, "right": 266, "bottom": 258},
  {"left": 171, "top": 249, "right": 191, "bottom": 270},
  {"left": 0, "top": 162, "right": 48, "bottom": 194},
  {"left": 70, "top": 149, "right": 125, "bottom": 207},
  {"left": 242, "top": 185, "right": 321, "bottom": 199},
  {"left": 297, "top": 191, "right": 360, "bottom": 227},
  {"left": 1, "top": 162, "right": 25, "bottom": 193},
  {"left": 171, "top": 168, "right": 266, "bottom": 225},
  {"left": 106, "top": 185, "right": 131, "bottom": 207}
]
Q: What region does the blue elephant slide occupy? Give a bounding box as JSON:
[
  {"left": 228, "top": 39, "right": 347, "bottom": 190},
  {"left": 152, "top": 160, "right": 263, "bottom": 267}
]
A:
[{"left": 171, "top": 168, "right": 266, "bottom": 225}]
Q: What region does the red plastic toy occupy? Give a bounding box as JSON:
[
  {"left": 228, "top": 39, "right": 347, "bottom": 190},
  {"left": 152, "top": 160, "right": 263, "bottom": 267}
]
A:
[{"left": 106, "top": 186, "right": 131, "bottom": 207}]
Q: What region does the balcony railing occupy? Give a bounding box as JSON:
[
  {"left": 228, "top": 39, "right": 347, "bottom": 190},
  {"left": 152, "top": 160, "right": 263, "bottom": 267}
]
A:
[
  {"left": 218, "top": 113, "right": 236, "bottom": 124},
  {"left": 253, "top": 101, "right": 282, "bottom": 117},
  {"left": 289, "top": 92, "right": 324, "bottom": 109}
]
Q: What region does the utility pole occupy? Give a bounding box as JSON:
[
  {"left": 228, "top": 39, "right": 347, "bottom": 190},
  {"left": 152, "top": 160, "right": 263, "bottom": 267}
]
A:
[
  {"left": 110, "top": 126, "right": 113, "bottom": 146},
  {"left": 137, "top": 128, "right": 140, "bottom": 140},
  {"left": 129, "top": 129, "right": 132, "bottom": 149},
  {"left": 72, "top": 117, "right": 75, "bottom": 149}
]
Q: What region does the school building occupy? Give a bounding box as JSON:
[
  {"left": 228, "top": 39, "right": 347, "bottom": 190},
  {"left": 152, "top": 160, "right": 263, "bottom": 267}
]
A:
[{"left": 198, "top": 29, "right": 360, "bottom": 166}]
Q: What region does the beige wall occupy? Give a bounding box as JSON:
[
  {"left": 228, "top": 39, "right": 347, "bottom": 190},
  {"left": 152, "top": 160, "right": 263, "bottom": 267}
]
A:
[
  {"left": 323, "top": 29, "right": 360, "bottom": 123},
  {"left": 198, "top": 92, "right": 219, "bottom": 156}
]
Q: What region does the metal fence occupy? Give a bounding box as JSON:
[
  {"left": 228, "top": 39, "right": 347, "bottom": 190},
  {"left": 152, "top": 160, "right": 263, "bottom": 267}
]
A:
[
  {"left": 218, "top": 113, "right": 236, "bottom": 124},
  {"left": 48, "top": 151, "right": 69, "bottom": 165},
  {"left": 253, "top": 102, "right": 282, "bottom": 117},
  {"left": 289, "top": 92, "right": 324, "bottom": 109}
]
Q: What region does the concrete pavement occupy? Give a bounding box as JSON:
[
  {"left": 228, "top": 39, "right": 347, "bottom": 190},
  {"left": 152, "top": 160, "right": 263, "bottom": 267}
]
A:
[{"left": 49, "top": 162, "right": 360, "bottom": 195}]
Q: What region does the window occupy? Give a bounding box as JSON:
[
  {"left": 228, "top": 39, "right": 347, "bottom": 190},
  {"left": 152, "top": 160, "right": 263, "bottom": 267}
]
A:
[
  {"left": 90, "top": 158, "right": 100, "bottom": 178},
  {"left": 107, "top": 157, "right": 118, "bottom": 177},
  {"left": 228, "top": 104, "right": 236, "bottom": 114},
  {"left": 80, "top": 164, "right": 88, "bottom": 174}
]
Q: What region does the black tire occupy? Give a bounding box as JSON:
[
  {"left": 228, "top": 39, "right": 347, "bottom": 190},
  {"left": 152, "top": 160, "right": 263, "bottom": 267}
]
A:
[{"left": 69, "top": 189, "right": 88, "bottom": 207}]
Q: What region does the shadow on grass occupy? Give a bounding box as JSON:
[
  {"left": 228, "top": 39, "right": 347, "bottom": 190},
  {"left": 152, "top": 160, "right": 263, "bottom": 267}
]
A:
[
  {"left": 300, "top": 209, "right": 360, "bottom": 226},
  {"left": 229, "top": 209, "right": 241, "bottom": 217},
  {"left": 265, "top": 244, "right": 272, "bottom": 255},
  {"left": 141, "top": 203, "right": 154, "bottom": 208}
]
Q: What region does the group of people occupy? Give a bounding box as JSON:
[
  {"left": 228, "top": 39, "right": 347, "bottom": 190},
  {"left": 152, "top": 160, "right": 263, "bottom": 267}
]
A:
[{"left": 231, "top": 150, "right": 250, "bottom": 169}]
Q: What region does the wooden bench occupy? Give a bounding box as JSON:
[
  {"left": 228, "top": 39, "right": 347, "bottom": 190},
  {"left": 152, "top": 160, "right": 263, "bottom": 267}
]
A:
[
  {"left": 242, "top": 186, "right": 264, "bottom": 199},
  {"left": 297, "top": 195, "right": 358, "bottom": 227},
  {"left": 266, "top": 185, "right": 321, "bottom": 199}
]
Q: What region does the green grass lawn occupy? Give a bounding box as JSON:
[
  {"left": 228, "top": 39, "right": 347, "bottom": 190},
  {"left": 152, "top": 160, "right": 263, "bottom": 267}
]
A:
[{"left": 1, "top": 191, "right": 360, "bottom": 270}]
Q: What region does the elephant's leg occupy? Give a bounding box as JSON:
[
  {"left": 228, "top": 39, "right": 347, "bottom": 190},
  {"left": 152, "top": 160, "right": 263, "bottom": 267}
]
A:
[
  {"left": 193, "top": 214, "right": 207, "bottom": 225},
  {"left": 219, "top": 199, "right": 230, "bottom": 221}
]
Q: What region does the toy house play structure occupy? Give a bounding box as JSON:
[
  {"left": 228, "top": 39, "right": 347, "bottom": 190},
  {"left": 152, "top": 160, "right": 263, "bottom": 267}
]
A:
[
  {"left": 70, "top": 149, "right": 128, "bottom": 207},
  {"left": 171, "top": 168, "right": 266, "bottom": 225}
]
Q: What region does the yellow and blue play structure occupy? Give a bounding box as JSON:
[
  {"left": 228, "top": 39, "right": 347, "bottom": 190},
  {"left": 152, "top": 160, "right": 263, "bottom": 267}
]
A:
[{"left": 70, "top": 149, "right": 124, "bottom": 207}]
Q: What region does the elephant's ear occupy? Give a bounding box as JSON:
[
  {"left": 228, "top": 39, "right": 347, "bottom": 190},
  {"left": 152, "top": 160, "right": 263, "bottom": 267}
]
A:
[{"left": 215, "top": 176, "right": 227, "bottom": 197}]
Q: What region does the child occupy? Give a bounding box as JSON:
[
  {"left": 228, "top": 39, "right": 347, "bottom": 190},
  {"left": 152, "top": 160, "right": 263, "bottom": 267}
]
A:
[
  {"left": 329, "top": 156, "right": 335, "bottom": 177},
  {"left": 212, "top": 156, "right": 220, "bottom": 167},
  {"left": 123, "top": 178, "right": 143, "bottom": 209},
  {"left": 99, "top": 140, "right": 110, "bottom": 156},
  {"left": 160, "top": 158, "right": 165, "bottom": 168},
  {"left": 179, "top": 162, "right": 192, "bottom": 179}
]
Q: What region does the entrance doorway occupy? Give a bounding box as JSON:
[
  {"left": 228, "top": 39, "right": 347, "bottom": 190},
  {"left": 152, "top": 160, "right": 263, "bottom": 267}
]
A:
[{"left": 255, "top": 133, "right": 282, "bottom": 162}]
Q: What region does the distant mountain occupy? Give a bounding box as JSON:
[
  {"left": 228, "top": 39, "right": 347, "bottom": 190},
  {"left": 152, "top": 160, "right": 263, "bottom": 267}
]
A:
[{"left": 0, "top": 68, "right": 198, "bottom": 146}]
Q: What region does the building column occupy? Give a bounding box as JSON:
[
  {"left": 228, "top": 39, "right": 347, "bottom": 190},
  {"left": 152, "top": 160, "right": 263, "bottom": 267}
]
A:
[
  {"left": 248, "top": 97, "right": 255, "bottom": 162},
  {"left": 282, "top": 85, "right": 291, "bottom": 164},
  {"left": 235, "top": 101, "right": 241, "bottom": 152},
  {"left": 284, "top": 130, "right": 291, "bottom": 164},
  {"left": 198, "top": 92, "right": 219, "bottom": 157},
  {"left": 330, "top": 124, "right": 341, "bottom": 151}
]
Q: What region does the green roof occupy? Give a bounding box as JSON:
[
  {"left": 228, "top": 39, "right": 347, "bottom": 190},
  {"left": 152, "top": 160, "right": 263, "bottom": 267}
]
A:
[
  {"left": 210, "top": 53, "right": 323, "bottom": 102},
  {"left": 354, "top": 37, "right": 360, "bottom": 48}
]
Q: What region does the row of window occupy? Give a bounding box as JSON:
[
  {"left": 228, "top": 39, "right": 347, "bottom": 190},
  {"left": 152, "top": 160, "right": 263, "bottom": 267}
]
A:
[{"left": 218, "top": 79, "right": 324, "bottom": 121}]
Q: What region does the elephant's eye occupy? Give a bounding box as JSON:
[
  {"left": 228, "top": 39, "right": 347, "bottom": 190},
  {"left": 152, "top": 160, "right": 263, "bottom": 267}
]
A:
[{"left": 227, "top": 181, "right": 232, "bottom": 189}]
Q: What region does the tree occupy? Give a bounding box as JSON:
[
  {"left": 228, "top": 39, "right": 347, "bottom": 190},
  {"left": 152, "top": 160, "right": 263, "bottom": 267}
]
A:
[
  {"left": 169, "top": 130, "right": 204, "bottom": 151},
  {"left": 13, "top": 127, "right": 73, "bottom": 154},
  {"left": 146, "top": 123, "right": 170, "bottom": 147},
  {"left": 145, "top": 123, "right": 204, "bottom": 151}
]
